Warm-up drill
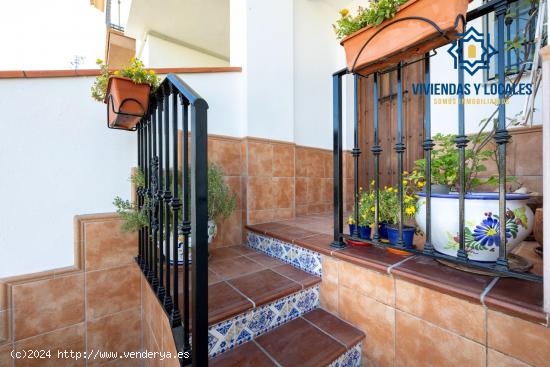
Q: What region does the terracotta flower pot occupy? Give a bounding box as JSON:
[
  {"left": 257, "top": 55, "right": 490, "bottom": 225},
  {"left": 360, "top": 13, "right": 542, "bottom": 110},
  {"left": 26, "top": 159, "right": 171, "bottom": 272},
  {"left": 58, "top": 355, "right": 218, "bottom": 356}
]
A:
[
  {"left": 341, "top": 0, "right": 470, "bottom": 75},
  {"left": 105, "top": 76, "right": 150, "bottom": 130}
]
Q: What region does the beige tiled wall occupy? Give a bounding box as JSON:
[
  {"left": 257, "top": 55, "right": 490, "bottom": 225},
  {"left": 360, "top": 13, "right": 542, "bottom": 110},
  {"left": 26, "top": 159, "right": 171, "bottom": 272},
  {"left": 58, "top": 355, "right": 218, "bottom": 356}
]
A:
[
  {"left": 0, "top": 214, "right": 142, "bottom": 367},
  {"left": 320, "top": 255, "right": 550, "bottom": 367}
]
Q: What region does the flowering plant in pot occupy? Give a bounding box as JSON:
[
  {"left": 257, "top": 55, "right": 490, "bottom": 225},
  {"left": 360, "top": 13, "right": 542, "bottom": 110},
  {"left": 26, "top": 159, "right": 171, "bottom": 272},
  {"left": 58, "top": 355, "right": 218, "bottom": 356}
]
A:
[
  {"left": 379, "top": 174, "right": 422, "bottom": 248},
  {"left": 334, "top": 0, "right": 470, "bottom": 74},
  {"left": 91, "top": 58, "right": 160, "bottom": 130},
  {"left": 349, "top": 187, "right": 376, "bottom": 241}
]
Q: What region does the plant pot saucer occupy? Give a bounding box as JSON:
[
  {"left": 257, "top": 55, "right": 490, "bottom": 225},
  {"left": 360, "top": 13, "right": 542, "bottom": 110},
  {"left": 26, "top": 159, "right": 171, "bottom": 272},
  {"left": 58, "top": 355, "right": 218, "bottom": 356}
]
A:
[
  {"left": 436, "top": 253, "right": 533, "bottom": 275},
  {"left": 386, "top": 246, "right": 415, "bottom": 256},
  {"left": 346, "top": 238, "right": 371, "bottom": 247}
]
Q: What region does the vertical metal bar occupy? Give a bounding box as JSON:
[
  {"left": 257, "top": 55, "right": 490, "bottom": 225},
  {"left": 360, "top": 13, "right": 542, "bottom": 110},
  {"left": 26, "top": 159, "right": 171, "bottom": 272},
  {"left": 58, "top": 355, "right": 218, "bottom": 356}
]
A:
[
  {"left": 456, "top": 38, "right": 469, "bottom": 261},
  {"left": 171, "top": 92, "right": 182, "bottom": 327},
  {"left": 157, "top": 97, "right": 166, "bottom": 301},
  {"left": 352, "top": 74, "right": 360, "bottom": 238},
  {"left": 144, "top": 119, "right": 149, "bottom": 274},
  {"left": 372, "top": 73, "right": 382, "bottom": 241},
  {"left": 191, "top": 100, "right": 209, "bottom": 367},
  {"left": 395, "top": 63, "right": 406, "bottom": 247},
  {"left": 181, "top": 100, "right": 191, "bottom": 351},
  {"left": 147, "top": 116, "right": 154, "bottom": 280},
  {"left": 163, "top": 88, "right": 173, "bottom": 312},
  {"left": 331, "top": 73, "right": 345, "bottom": 249},
  {"left": 423, "top": 55, "right": 435, "bottom": 254},
  {"left": 495, "top": 4, "right": 511, "bottom": 269},
  {"left": 151, "top": 107, "right": 159, "bottom": 290},
  {"left": 137, "top": 122, "right": 143, "bottom": 266}
]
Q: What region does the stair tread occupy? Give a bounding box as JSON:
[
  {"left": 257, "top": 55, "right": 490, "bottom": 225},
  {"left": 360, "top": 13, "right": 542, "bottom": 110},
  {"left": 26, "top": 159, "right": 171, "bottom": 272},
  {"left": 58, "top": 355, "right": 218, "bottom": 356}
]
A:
[
  {"left": 210, "top": 308, "right": 365, "bottom": 367},
  {"left": 178, "top": 245, "right": 322, "bottom": 326}
]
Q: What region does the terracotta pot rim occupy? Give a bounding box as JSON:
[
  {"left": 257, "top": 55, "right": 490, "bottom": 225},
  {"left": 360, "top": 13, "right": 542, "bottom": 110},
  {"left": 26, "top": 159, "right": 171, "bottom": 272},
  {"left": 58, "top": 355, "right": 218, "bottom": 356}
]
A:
[
  {"left": 339, "top": 0, "right": 472, "bottom": 46},
  {"left": 104, "top": 75, "right": 152, "bottom": 104}
]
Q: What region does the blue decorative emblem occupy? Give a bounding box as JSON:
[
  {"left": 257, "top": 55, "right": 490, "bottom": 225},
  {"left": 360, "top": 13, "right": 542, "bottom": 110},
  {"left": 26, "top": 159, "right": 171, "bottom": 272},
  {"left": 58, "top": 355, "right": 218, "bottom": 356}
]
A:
[{"left": 447, "top": 26, "right": 497, "bottom": 76}]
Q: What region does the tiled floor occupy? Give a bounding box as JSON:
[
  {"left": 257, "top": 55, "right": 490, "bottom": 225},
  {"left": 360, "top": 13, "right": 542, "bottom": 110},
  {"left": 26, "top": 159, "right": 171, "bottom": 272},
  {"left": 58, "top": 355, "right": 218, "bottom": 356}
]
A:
[
  {"left": 210, "top": 308, "right": 364, "bottom": 367},
  {"left": 177, "top": 245, "right": 321, "bottom": 325},
  {"left": 246, "top": 212, "right": 546, "bottom": 324}
]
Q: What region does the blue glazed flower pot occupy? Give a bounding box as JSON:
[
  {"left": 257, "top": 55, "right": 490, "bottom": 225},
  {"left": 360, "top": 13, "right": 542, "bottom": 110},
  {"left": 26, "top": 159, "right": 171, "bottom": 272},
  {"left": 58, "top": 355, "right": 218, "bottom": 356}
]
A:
[
  {"left": 358, "top": 225, "right": 371, "bottom": 240},
  {"left": 378, "top": 221, "right": 389, "bottom": 240},
  {"left": 387, "top": 225, "right": 415, "bottom": 248},
  {"left": 349, "top": 224, "right": 356, "bottom": 236}
]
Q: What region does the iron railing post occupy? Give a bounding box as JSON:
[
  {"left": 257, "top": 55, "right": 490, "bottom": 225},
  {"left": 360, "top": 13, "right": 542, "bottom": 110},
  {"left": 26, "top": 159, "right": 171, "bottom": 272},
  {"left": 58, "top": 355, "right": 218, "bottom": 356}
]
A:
[
  {"left": 495, "top": 3, "right": 511, "bottom": 269},
  {"left": 151, "top": 107, "right": 159, "bottom": 291},
  {"left": 456, "top": 38, "right": 469, "bottom": 262},
  {"left": 423, "top": 54, "right": 435, "bottom": 254},
  {"left": 352, "top": 75, "right": 361, "bottom": 238},
  {"left": 181, "top": 99, "right": 191, "bottom": 352},
  {"left": 331, "top": 73, "right": 346, "bottom": 249},
  {"left": 395, "top": 62, "right": 406, "bottom": 247},
  {"left": 191, "top": 99, "right": 209, "bottom": 367},
  {"left": 156, "top": 96, "right": 166, "bottom": 301},
  {"left": 372, "top": 73, "right": 382, "bottom": 241},
  {"left": 162, "top": 87, "right": 173, "bottom": 313}
]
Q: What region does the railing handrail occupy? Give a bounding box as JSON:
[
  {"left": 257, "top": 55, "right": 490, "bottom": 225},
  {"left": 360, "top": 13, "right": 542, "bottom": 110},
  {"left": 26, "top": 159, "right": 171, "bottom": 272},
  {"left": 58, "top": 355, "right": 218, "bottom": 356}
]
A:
[{"left": 161, "top": 74, "right": 209, "bottom": 108}]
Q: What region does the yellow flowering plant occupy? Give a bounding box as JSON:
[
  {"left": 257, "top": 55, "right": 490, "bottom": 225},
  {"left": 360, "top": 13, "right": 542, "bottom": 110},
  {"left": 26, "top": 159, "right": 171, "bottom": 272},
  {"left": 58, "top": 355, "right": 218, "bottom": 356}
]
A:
[
  {"left": 91, "top": 58, "right": 160, "bottom": 102},
  {"left": 379, "top": 172, "right": 421, "bottom": 226}
]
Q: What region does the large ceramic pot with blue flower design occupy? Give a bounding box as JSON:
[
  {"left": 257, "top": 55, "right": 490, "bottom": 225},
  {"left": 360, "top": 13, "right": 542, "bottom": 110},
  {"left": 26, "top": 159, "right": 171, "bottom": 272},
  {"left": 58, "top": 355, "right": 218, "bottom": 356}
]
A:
[{"left": 415, "top": 192, "right": 534, "bottom": 262}]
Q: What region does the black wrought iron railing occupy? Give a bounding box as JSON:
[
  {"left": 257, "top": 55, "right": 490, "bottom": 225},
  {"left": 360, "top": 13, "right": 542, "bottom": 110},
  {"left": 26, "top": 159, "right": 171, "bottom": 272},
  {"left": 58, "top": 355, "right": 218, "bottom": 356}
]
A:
[
  {"left": 331, "top": 0, "right": 542, "bottom": 282},
  {"left": 136, "top": 74, "right": 209, "bottom": 366}
]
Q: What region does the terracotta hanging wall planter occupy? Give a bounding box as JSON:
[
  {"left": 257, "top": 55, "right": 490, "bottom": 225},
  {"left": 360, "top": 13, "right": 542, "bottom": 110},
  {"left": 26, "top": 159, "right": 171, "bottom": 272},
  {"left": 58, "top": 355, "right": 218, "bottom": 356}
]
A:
[
  {"left": 105, "top": 76, "right": 150, "bottom": 130},
  {"left": 341, "top": 0, "right": 470, "bottom": 75}
]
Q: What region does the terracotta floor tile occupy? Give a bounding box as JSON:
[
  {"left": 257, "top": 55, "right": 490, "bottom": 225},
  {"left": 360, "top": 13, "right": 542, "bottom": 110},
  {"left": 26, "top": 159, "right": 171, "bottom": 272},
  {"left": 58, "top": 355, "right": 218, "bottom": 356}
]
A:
[
  {"left": 12, "top": 274, "right": 84, "bottom": 340},
  {"left": 208, "top": 282, "right": 253, "bottom": 325},
  {"left": 244, "top": 252, "right": 284, "bottom": 268},
  {"left": 226, "top": 245, "right": 257, "bottom": 256},
  {"left": 271, "top": 264, "right": 320, "bottom": 289},
  {"left": 396, "top": 279, "right": 485, "bottom": 343},
  {"left": 14, "top": 323, "right": 85, "bottom": 367},
  {"left": 265, "top": 226, "right": 318, "bottom": 243},
  {"left": 333, "top": 245, "right": 411, "bottom": 273},
  {"left": 484, "top": 277, "right": 545, "bottom": 324},
  {"left": 488, "top": 309, "right": 550, "bottom": 367},
  {"left": 294, "top": 234, "right": 335, "bottom": 255},
  {"left": 228, "top": 270, "right": 301, "bottom": 307},
  {"left": 86, "top": 265, "right": 141, "bottom": 320},
  {"left": 339, "top": 286, "right": 395, "bottom": 367},
  {"left": 487, "top": 349, "right": 530, "bottom": 367},
  {"left": 302, "top": 309, "right": 364, "bottom": 348},
  {"left": 245, "top": 222, "right": 289, "bottom": 235},
  {"left": 256, "top": 317, "right": 346, "bottom": 367},
  {"left": 395, "top": 310, "right": 485, "bottom": 367},
  {"left": 209, "top": 247, "right": 242, "bottom": 262},
  {"left": 391, "top": 256, "right": 494, "bottom": 303},
  {"left": 208, "top": 269, "right": 223, "bottom": 285},
  {"left": 0, "top": 343, "right": 12, "bottom": 367},
  {"left": 210, "top": 341, "right": 277, "bottom": 367},
  {"left": 86, "top": 308, "right": 141, "bottom": 366},
  {"left": 209, "top": 256, "right": 265, "bottom": 280}
]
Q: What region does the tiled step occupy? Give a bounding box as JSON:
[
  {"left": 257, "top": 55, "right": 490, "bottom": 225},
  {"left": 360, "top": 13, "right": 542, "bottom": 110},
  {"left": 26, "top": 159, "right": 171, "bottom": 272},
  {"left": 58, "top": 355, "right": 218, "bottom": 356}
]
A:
[
  {"left": 210, "top": 308, "right": 365, "bottom": 367},
  {"left": 175, "top": 245, "right": 323, "bottom": 358}
]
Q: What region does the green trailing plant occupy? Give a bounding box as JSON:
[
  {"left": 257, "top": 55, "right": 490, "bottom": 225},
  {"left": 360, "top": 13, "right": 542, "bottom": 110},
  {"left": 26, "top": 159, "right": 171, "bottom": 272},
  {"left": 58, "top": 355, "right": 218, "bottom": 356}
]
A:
[
  {"left": 333, "top": 0, "right": 409, "bottom": 39},
  {"left": 91, "top": 57, "right": 160, "bottom": 102},
  {"left": 208, "top": 164, "right": 237, "bottom": 222},
  {"left": 114, "top": 164, "right": 237, "bottom": 232}
]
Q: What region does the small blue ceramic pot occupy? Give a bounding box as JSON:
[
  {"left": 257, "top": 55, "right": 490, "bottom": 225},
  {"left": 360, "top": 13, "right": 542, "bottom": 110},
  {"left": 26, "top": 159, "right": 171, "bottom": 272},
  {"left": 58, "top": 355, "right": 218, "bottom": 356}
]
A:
[
  {"left": 349, "top": 224, "right": 356, "bottom": 236},
  {"left": 358, "top": 225, "right": 371, "bottom": 240},
  {"left": 378, "top": 221, "right": 389, "bottom": 240},
  {"left": 387, "top": 225, "right": 415, "bottom": 248}
]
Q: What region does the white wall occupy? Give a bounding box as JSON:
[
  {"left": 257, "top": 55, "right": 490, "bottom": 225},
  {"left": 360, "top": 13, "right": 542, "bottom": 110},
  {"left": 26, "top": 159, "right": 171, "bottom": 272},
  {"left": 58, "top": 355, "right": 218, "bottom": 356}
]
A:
[
  {"left": 293, "top": 0, "right": 344, "bottom": 150},
  {"left": 0, "top": 77, "right": 135, "bottom": 277},
  {"left": 141, "top": 34, "right": 229, "bottom": 68},
  {"left": 231, "top": 0, "right": 295, "bottom": 142}
]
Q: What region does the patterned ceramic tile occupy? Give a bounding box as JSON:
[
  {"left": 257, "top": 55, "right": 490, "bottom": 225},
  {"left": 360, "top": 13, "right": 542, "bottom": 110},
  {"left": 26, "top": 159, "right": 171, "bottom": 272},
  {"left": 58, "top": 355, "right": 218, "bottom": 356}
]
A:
[
  {"left": 328, "top": 343, "right": 362, "bottom": 367},
  {"left": 247, "top": 232, "right": 323, "bottom": 277},
  {"left": 208, "top": 285, "right": 320, "bottom": 358}
]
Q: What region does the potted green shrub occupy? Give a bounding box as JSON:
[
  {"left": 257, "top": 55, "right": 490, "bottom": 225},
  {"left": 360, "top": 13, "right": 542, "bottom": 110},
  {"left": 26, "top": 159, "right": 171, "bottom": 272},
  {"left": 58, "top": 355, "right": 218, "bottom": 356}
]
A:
[
  {"left": 334, "top": 0, "right": 470, "bottom": 74},
  {"left": 91, "top": 58, "right": 160, "bottom": 130},
  {"left": 114, "top": 163, "right": 237, "bottom": 263},
  {"left": 412, "top": 133, "right": 534, "bottom": 262}
]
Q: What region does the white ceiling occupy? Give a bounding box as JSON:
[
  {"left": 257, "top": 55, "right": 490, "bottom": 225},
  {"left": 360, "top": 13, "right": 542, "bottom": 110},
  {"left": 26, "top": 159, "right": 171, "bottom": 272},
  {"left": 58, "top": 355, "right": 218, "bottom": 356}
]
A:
[{"left": 126, "top": 0, "right": 230, "bottom": 59}]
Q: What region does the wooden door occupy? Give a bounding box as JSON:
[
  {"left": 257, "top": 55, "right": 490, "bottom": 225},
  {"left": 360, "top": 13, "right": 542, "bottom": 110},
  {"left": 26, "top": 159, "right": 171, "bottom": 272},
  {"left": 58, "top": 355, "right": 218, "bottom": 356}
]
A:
[{"left": 357, "top": 60, "right": 425, "bottom": 189}]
